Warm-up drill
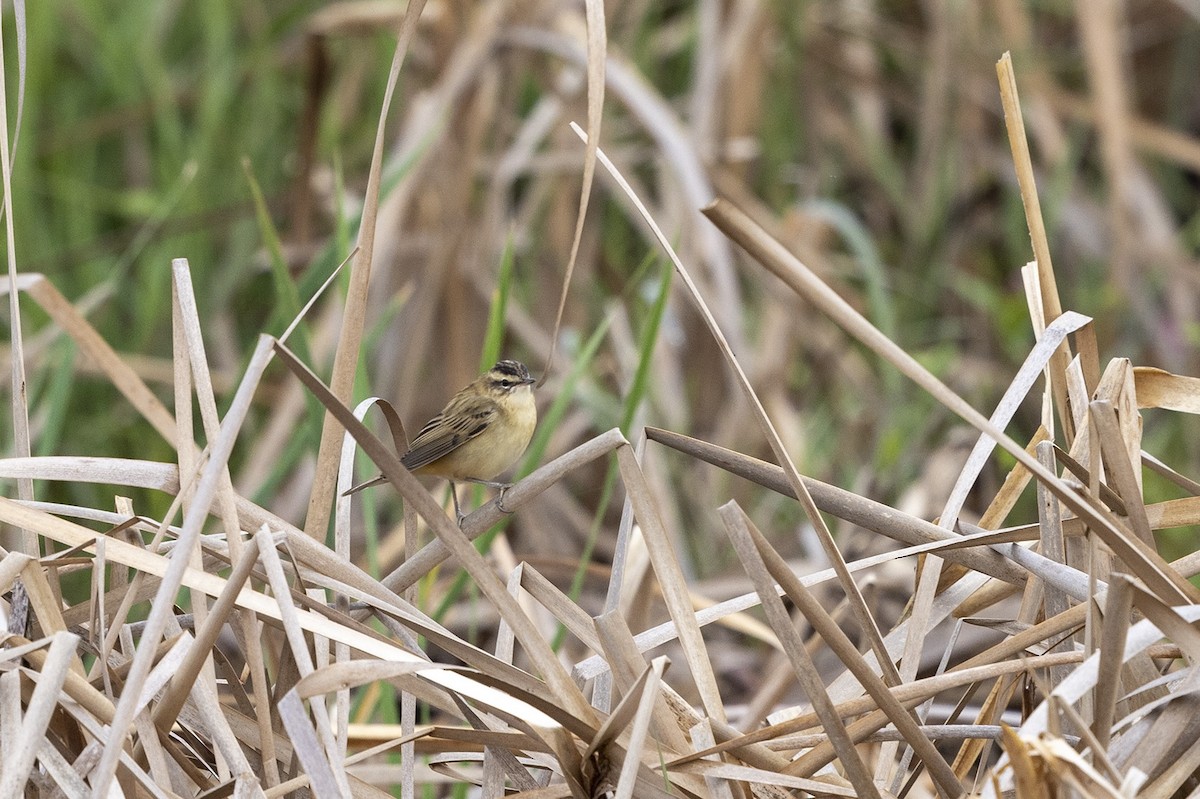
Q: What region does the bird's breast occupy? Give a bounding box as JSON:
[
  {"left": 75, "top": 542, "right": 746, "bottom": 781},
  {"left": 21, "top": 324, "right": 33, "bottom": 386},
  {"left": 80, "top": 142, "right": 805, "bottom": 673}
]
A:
[{"left": 422, "top": 393, "right": 536, "bottom": 481}]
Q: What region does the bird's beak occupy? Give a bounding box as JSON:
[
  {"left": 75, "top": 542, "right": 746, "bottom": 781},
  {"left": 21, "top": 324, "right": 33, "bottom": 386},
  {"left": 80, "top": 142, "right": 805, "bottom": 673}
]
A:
[{"left": 524, "top": 375, "right": 537, "bottom": 386}]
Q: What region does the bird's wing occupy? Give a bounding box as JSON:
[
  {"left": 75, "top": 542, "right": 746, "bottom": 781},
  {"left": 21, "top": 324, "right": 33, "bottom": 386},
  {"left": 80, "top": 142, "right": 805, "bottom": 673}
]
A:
[{"left": 400, "top": 392, "right": 500, "bottom": 471}]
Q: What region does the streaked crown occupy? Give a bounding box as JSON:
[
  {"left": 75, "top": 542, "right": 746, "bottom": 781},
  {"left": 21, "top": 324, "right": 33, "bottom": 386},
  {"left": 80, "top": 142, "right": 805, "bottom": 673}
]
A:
[{"left": 485, "top": 359, "right": 536, "bottom": 391}]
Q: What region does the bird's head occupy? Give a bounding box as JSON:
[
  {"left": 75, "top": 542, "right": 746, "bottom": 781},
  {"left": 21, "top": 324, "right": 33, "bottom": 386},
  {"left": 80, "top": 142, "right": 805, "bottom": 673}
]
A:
[{"left": 483, "top": 360, "right": 537, "bottom": 396}]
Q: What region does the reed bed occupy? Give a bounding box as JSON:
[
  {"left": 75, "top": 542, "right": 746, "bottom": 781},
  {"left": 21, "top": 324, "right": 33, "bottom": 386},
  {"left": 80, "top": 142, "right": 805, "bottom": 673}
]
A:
[{"left": 3, "top": 2, "right": 1200, "bottom": 797}]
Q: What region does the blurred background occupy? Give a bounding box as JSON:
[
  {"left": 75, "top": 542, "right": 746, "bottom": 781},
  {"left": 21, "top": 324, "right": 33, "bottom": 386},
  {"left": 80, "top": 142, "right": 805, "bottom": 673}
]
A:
[{"left": 5, "top": 0, "right": 1200, "bottom": 583}]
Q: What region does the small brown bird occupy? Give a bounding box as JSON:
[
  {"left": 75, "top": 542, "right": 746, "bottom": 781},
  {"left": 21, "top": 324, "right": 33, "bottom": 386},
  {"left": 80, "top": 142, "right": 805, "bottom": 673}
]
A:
[{"left": 349, "top": 360, "right": 538, "bottom": 522}]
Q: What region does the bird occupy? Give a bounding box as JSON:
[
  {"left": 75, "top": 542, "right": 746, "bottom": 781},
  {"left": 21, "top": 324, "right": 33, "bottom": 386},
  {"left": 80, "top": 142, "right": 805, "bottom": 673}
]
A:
[{"left": 347, "top": 359, "right": 538, "bottom": 523}]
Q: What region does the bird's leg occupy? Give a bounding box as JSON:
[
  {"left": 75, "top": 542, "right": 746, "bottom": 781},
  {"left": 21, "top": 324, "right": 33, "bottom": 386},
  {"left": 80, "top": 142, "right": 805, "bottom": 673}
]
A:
[
  {"left": 464, "top": 478, "right": 515, "bottom": 513},
  {"left": 466, "top": 479, "right": 510, "bottom": 490},
  {"left": 449, "top": 482, "right": 466, "bottom": 526},
  {"left": 496, "top": 483, "right": 513, "bottom": 513}
]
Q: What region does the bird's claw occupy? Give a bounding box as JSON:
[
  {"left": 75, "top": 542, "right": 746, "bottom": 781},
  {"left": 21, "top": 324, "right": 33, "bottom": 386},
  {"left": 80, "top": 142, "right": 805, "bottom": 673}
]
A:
[{"left": 496, "top": 482, "right": 514, "bottom": 514}]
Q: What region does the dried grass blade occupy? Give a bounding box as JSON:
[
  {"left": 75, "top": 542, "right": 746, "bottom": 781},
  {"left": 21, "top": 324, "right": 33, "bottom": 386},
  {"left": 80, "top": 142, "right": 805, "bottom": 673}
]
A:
[
  {"left": 335, "top": 397, "right": 407, "bottom": 581},
  {"left": 425, "top": 724, "right": 538, "bottom": 751},
  {"left": 303, "top": 0, "right": 428, "bottom": 542},
  {"left": 0, "top": 631, "right": 78, "bottom": 797},
  {"left": 278, "top": 687, "right": 343, "bottom": 799},
  {"left": 717, "top": 501, "right": 881, "bottom": 799},
  {"left": 948, "top": 426, "right": 1052, "bottom": 605},
  {"left": 1090, "top": 399, "right": 1153, "bottom": 547},
  {"left": 1069, "top": 494, "right": 1196, "bottom": 606},
  {"left": 170, "top": 259, "right": 241, "bottom": 754},
  {"left": 61, "top": 701, "right": 173, "bottom": 798},
  {"left": 1099, "top": 573, "right": 1132, "bottom": 753},
  {"left": 1142, "top": 451, "right": 1200, "bottom": 497},
  {"left": 296, "top": 660, "right": 450, "bottom": 701},
  {"left": 673, "top": 759, "right": 857, "bottom": 796},
  {"left": 0, "top": 455, "right": 180, "bottom": 492},
  {"left": 34, "top": 738, "right": 90, "bottom": 798},
  {"left": 518, "top": 564, "right": 602, "bottom": 654},
  {"left": 3, "top": 685, "right": 25, "bottom": 778},
  {"left": 611, "top": 656, "right": 666, "bottom": 799},
  {"left": 134, "top": 632, "right": 191, "bottom": 714},
  {"left": 585, "top": 655, "right": 660, "bottom": 761},
  {"left": 16, "top": 555, "right": 81, "bottom": 676},
  {"left": 171, "top": 259, "right": 246, "bottom": 550},
  {"left": 9, "top": 634, "right": 116, "bottom": 725},
  {"left": 1141, "top": 737, "right": 1200, "bottom": 799},
  {"left": 981, "top": 426, "right": 1051, "bottom": 532},
  {"left": 1124, "top": 583, "right": 1200, "bottom": 663},
  {"left": 452, "top": 698, "right": 540, "bottom": 796},
  {"left": 939, "top": 312, "right": 1089, "bottom": 531},
  {"left": 615, "top": 443, "right": 731, "bottom": 724},
  {"left": 0, "top": 8, "right": 33, "bottom": 557},
  {"left": 1021, "top": 261, "right": 1057, "bottom": 438},
  {"left": 169, "top": 642, "right": 257, "bottom": 784},
  {"left": 586, "top": 613, "right": 794, "bottom": 771},
  {"left": 541, "top": 0, "right": 605, "bottom": 384},
  {"left": 153, "top": 533, "right": 261, "bottom": 731},
  {"left": 998, "top": 724, "right": 1050, "bottom": 799},
  {"left": 282, "top": 543, "right": 546, "bottom": 701},
  {"left": 482, "top": 569, "right": 522, "bottom": 798},
  {"left": 280, "top": 531, "right": 423, "bottom": 652},
  {"left": 1143, "top": 496, "right": 1200, "bottom": 532},
  {"left": 87, "top": 533, "right": 110, "bottom": 691},
  {"left": 1034, "top": 440, "right": 1074, "bottom": 693},
  {"left": 687, "top": 720, "right": 736, "bottom": 799},
  {"left": 1133, "top": 366, "right": 1200, "bottom": 413},
  {"left": 534, "top": 723, "right": 588, "bottom": 799},
  {"left": 1066, "top": 356, "right": 1091, "bottom": 436},
  {"left": 256, "top": 526, "right": 353, "bottom": 796},
  {"left": 0, "top": 550, "right": 34, "bottom": 595},
  {"left": 1053, "top": 444, "right": 1126, "bottom": 514},
  {"left": 1074, "top": 322, "right": 1102, "bottom": 394},
  {"left": 1110, "top": 671, "right": 1200, "bottom": 793},
  {"left": 0, "top": 633, "right": 51, "bottom": 666},
  {"left": 950, "top": 674, "right": 1021, "bottom": 783},
  {"left": 996, "top": 544, "right": 1097, "bottom": 607},
  {"left": 997, "top": 52, "right": 1072, "bottom": 434},
  {"left": 593, "top": 610, "right": 692, "bottom": 756},
  {"left": 22, "top": 275, "right": 176, "bottom": 442}
]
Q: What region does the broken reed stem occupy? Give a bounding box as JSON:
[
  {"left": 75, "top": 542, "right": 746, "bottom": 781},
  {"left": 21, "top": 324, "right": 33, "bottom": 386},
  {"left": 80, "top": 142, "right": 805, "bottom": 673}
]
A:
[{"left": 996, "top": 51, "right": 1073, "bottom": 440}]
